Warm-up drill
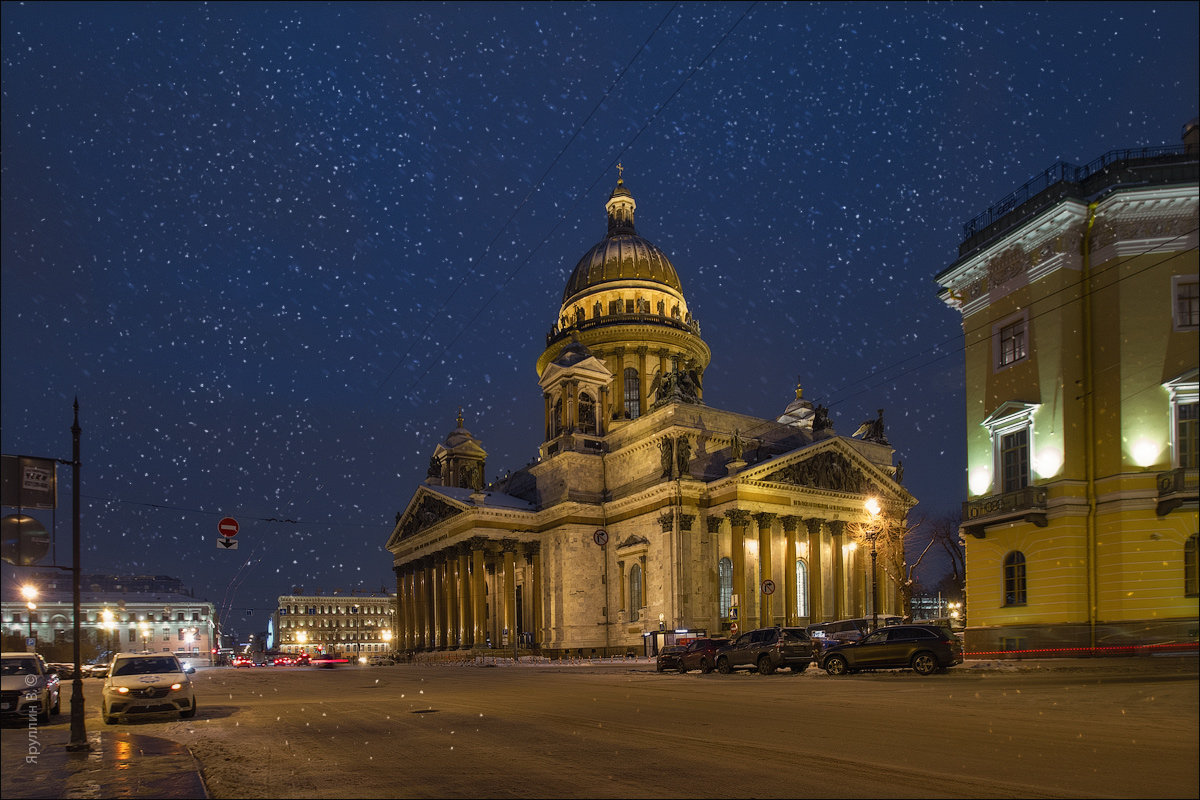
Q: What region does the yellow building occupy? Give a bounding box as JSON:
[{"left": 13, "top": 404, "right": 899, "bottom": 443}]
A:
[{"left": 936, "top": 121, "right": 1199, "bottom": 653}]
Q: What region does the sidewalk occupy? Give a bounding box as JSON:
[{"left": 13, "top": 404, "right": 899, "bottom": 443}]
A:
[{"left": 0, "top": 725, "right": 208, "bottom": 800}]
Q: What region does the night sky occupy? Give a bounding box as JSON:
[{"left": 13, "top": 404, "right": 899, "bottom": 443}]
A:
[{"left": 3, "top": 2, "right": 1196, "bottom": 634}]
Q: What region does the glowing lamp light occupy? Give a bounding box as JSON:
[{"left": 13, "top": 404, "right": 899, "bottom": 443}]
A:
[
  {"left": 1131, "top": 440, "right": 1160, "bottom": 468},
  {"left": 1034, "top": 447, "right": 1063, "bottom": 479},
  {"left": 968, "top": 466, "right": 992, "bottom": 497}
]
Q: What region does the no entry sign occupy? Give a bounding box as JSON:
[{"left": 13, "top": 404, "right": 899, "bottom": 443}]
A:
[{"left": 218, "top": 517, "right": 240, "bottom": 537}]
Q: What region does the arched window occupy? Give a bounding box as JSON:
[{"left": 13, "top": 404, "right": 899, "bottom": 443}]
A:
[
  {"left": 551, "top": 397, "right": 562, "bottom": 438},
  {"left": 623, "top": 368, "right": 640, "bottom": 419},
  {"left": 579, "top": 392, "right": 596, "bottom": 434},
  {"left": 1185, "top": 534, "right": 1199, "bottom": 597},
  {"left": 628, "top": 564, "right": 642, "bottom": 622},
  {"left": 1003, "top": 551, "right": 1027, "bottom": 606},
  {"left": 795, "top": 559, "right": 810, "bottom": 618},
  {"left": 718, "top": 557, "right": 733, "bottom": 619}
]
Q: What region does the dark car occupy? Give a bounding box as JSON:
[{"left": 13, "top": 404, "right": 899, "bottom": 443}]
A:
[
  {"left": 820, "top": 624, "right": 964, "bottom": 676},
  {"left": 715, "top": 627, "right": 818, "bottom": 675},
  {"left": 655, "top": 645, "right": 687, "bottom": 672},
  {"left": 677, "top": 637, "right": 731, "bottom": 674}
]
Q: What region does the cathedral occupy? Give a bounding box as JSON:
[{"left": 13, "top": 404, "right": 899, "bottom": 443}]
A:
[{"left": 385, "top": 174, "right": 915, "bottom": 657}]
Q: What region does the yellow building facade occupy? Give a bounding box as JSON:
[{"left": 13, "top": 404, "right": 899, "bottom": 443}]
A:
[{"left": 937, "top": 122, "right": 1199, "bottom": 653}]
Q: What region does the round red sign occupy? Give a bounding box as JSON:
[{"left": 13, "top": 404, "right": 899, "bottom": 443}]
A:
[{"left": 217, "top": 517, "right": 240, "bottom": 537}]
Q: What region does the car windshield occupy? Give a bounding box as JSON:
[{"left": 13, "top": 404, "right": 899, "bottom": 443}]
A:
[
  {"left": 2, "top": 658, "right": 39, "bottom": 675},
  {"left": 112, "top": 657, "right": 180, "bottom": 676}
]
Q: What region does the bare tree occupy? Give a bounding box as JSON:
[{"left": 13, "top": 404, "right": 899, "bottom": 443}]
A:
[{"left": 847, "top": 512, "right": 934, "bottom": 621}]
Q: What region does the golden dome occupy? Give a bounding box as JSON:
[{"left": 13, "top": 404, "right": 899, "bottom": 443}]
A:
[{"left": 560, "top": 179, "right": 683, "bottom": 304}]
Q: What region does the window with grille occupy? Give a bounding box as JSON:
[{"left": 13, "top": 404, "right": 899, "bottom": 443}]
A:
[
  {"left": 795, "top": 559, "right": 809, "bottom": 618},
  {"left": 628, "top": 564, "right": 642, "bottom": 622},
  {"left": 718, "top": 557, "right": 732, "bottom": 619},
  {"left": 623, "top": 368, "right": 640, "bottom": 419}
]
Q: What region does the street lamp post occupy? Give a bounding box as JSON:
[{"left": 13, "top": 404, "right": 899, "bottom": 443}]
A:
[
  {"left": 139, "top": 623, "right": 150, "bottom": 653},
  {"left": 21, "top": 585, "right": 37, "bottom": 643},
  {"left": 101, "top": 608, "right": 115, "bottom": 657},
  {"left": 864, "top": 497, "right": 883, "bottom": 633}
]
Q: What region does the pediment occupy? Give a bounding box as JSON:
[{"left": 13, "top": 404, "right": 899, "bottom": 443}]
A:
[
  {"left": 388, "top": 489, "right": 466, "bottom": 547},
  {"left": 747, "top": 440, "right": 910, "bottom": 502},
  {"left": 616, "top": 534, "right": 650, "bottom": 550}
]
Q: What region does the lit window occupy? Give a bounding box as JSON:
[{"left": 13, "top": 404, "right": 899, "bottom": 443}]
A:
[
  {"left": 1003, "top": 551, "right": 1027, "bottom": 606},
  {"left": 994, "top": 315, "right": 1029, "bottom": 369},
  {"left": 1165, "top": 370, "right": 1199, "bottom": 469},
  {"left": 718, "top": 557, "right": 732, "bottom": 619},
  {"left": 1186, "top": 535, "right": 1198, "bottom": 598},
  {"left": 795, "top": 560, "right": 809, "bottom": 618},
  {"left": 623, "top": 368, "right": 640, "bottom": 419},
  {"left": 628, "top": 564, "right": 642, "bottom": 622},
  {"left": 1174, "top": 275, "right": 1199, "bottom": 331}
]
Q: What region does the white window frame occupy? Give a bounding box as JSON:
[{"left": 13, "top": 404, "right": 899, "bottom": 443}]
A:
[
  {"left": 1164, "top": 369, "right": 1199, "bottom": 469},
  {"left": 1173, "top": 274, "right": 1199, "bottom": 331},
  {"left": 982, "top": 402, "right": 1039, "bottom": 494},
  {"left": 992, "top": 311, "right": 1030, "bottom": 372}
]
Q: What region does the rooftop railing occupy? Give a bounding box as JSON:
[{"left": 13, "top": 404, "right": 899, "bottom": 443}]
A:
[{"left": 960, "top": 144, "right": 1189, "bottom": 243}]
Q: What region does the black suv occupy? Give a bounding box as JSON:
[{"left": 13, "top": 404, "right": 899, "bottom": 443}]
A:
[
  {"left": 819, "top": 624, "right": 964, "bottom": 676},
  {"left": 714, "top": 627, "right": 818, "bottom": 675}
]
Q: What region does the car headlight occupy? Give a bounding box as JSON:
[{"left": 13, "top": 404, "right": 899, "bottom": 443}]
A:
[
  {"left": 170, "top": 683, "right": 183, "bottom": 691},
  {"left": 116, "top": 686, "right": 130, "bottom": 694}
]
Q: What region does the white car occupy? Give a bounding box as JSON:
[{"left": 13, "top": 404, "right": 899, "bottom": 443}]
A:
[
  {"left": 101, "top": 652, "right": 196, "bottom": 723},
  {"left": 1, "top": 652, "right": 61, "bottom": 722}
]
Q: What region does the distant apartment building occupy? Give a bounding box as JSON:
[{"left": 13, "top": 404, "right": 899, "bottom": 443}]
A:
[
  {"left": 935, "top": 121, "right": 1199, "bottom": 652},
  {"left": 272, "top": 590, "right": 397, "bottom": 658}
]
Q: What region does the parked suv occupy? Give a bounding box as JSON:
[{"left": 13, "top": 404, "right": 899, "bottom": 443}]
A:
[
  {"left": 715, "top": 627, "right": 818, "bottom": 675},
  {"left": 806, "top": 616, "right": 902, "bottom": 651},
  {"left": 1, "top": 652, "right": 61, "bottom": 722},
  {"left": 820, "top": 624, "right": 964, "bottom": 676},
  {"left": 677, "top": 637, "right": 731, "bottom": 674}
]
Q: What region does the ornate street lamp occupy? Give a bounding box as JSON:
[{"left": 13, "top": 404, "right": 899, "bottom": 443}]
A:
[
  {"left": 864, "top": 497, "right": 883, "bottom": 633},
  {"left": 139, "top": 623, "right": 150, "bottom": 653}
]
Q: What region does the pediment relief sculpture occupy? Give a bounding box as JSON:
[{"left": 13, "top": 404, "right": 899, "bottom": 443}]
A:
[
  {"left": 763, "top": 450, "right": 874, "bottom": 494},
  {"left": 397, "top": 494, "right": 463, "bottom": 541},
  {"left": 616, "top": 534, "right": 650, "bottom": 550}
]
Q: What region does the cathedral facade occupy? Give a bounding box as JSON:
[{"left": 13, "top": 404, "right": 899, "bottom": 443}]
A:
[{"left": 385, "top": 176, "right": 914, "bottom": 657}]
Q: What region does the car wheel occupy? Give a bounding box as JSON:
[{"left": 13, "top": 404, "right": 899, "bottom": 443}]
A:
[
  {"left": 51, "top": 692, "right": 61, "bottom": 715},
  {"left": 911, "top": 651, "right": 938, "bottom": 676},
  {"left": 180, "top": 699, "right": 197, "bottom": 719},
  {"left": 790, "top": 662, "right": 809, "bottom": 674},
  {"left": 757, "top": 655, "right": 776, "bottom": 675},
  {"left": 37, "top": 699, "right": 49, "bottom": 724},
  {"left": 700, "top": 658, "right": 713, "bottom": 674},
  {"left": 824, "top": 655, "right": 849, "bottom": 676},
  {"left": 716, "top": 656, "right": 732, "bottom": 674},
  {"left": 678, "top": 663, "right": 688, "bottom": 674},
  {"left": 656, "top": 664, "right": 665, "bottom": 672}
]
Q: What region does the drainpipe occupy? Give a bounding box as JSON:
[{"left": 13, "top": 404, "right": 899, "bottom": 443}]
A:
[{"left": 1081, "top": 201, "right": 1099, "bottom": 652}]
